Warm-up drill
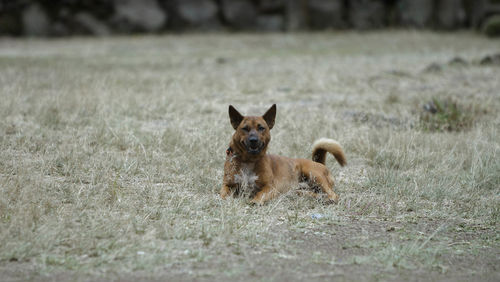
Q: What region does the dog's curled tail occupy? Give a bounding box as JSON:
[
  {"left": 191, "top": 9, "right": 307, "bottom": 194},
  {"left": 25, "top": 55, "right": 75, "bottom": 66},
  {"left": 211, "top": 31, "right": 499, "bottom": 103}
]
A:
[{"left": 312, "top": 138, "right": 346, "bottom": 166}]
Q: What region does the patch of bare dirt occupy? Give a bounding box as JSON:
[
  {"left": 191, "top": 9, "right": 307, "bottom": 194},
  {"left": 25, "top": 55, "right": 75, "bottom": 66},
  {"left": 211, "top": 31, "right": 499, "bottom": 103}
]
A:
[{"left": 4, "top": 219, "right": 496, "bottom": 282}]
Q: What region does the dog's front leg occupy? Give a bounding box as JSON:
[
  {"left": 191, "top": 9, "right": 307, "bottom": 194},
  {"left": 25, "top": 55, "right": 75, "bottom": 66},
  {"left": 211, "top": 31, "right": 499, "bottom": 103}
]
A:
[{"left": 250, "top": 184, "right": 277, "bottom": 205}]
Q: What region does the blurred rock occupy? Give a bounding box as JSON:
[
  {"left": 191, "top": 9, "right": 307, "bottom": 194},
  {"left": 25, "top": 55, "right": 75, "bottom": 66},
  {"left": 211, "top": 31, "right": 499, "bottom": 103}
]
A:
[
  {"left": 221, "top": 0, "right": 258, "bottom": 29},
  {"left": 169, "top": 0, "right": 219, "bottom": 30},
  {"left": 423, "top": 100, "right": 438, "bottom": 114},
  {"left": 467, "top": 0, "right": 500, "bottom": 28},
  {"left": 448, "top": 56, "right": 468, "bottom": 66},
  {"left": 258, "top": 0, "right": 286, "bottom": 12},
  {"left": 51, "top": 21, "right": 71, "bottom": 37},
  {"left": 436, "top": 0, "right": 466, "bottom": 29},
  {"left": 22, "top": 3, "right": 50, "bottom": 36},
  {"left": 257, "top": 14, "right": 284, "bottom": 31},
  {"left": 310, "top": 213, "right": 324, "bottom": 219},
  {"left": 0, "top": 0, "right": 495, "bottom": 36},
  {"left": 482, "top": 15, "right": 500, "bottom": 37},
  {"left": 396, "top": 0, "right": 434, "bottom": 28},
  {"left": 308, "top": 0, "right": 345, "bottom": 29},
  {"left": 349, "top": 0, "right": 386, "bottom": 29},
  {"left": 0, "top": 13, "right": 22, "bottom": 36},
  {"left": 0, "top": 0, "right": 24, "bottom": 35},
  {"left": 216, "top": 57, "right": 229, "bottom": 64},
  {"left": 74, "top": 12, "right": 110, "bottom": 36},
  {"left": 285, "top": 0, "right": 307, "bottom": 30},
  {"left": 113, "top": 0, "right": 166, "bottom": 32},
  {"left": 479, "top": 53, "right": 500, "bottom": 66},
  {"left": 423, "top": 62, "right": 443, "bottom": 73}
]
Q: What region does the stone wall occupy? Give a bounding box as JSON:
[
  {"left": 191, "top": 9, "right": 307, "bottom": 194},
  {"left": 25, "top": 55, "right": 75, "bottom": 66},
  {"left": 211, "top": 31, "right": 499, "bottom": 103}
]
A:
[{"left": 0, "top": 0, "right": 498, "bottom": 36}]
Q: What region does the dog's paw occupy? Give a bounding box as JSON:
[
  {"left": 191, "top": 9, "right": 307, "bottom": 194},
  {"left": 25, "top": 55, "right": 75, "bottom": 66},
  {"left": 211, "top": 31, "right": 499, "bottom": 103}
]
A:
[
  {"left": 325, "top": 194, "right": 340, "bottom": 205},
  {"left": 220, "top": 185, "right": 231, "bottom": 199},
  {"left": 249, "top": 198, "right": 264, "bottom": 206}
]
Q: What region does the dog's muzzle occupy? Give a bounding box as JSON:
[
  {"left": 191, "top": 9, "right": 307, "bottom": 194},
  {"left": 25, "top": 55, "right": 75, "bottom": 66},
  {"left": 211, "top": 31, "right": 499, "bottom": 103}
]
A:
[{"left": 244, "top": 136, "right": 263, "bottom": 155}]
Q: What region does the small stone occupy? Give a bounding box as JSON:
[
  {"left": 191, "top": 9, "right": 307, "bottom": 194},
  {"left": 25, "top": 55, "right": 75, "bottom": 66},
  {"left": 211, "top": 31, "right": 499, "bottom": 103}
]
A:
[
  {"left": 216, "top": 57, "right": 229, "bottom": 64},
  {"left": 423, "top": 63, "right": 443, "bottom": 73},
  {"left": 448, "top": 56, "right": 468, "bottom": 66},
  {"left": 423, "top": 101, "right": 438, "bottom": 114},
  {"left": 310, "top": 213, "right": 324, "bottom": 219},
  {"left": 479, "top": 53, "right": 500, "bottom": 66}
]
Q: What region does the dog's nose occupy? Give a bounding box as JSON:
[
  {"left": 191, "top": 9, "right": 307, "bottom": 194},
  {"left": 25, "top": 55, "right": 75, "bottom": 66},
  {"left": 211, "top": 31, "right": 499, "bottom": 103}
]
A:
[{"left": 248, "top": 136, "right": 258, "bottom": 144}]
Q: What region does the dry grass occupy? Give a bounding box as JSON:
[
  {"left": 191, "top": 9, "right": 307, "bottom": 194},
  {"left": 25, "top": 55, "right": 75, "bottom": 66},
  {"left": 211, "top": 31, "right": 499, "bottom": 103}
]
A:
[{"left": 0, "top": 31, "right": 499, "bottom": 281}]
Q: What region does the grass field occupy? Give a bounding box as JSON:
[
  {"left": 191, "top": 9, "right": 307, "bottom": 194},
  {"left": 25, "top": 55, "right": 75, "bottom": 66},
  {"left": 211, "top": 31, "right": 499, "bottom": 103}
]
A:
[{"left": 0, "top": 31, "right": 499, "bottom": 281}]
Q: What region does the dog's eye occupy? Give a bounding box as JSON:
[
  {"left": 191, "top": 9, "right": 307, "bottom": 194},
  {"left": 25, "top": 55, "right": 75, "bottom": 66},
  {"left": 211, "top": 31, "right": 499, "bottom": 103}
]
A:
[
  {"left": 258, "top": 125, "right": 265, "bottom": 131},
  {"left": 242, "top": 126, "right": 250, "bottom": 132}
]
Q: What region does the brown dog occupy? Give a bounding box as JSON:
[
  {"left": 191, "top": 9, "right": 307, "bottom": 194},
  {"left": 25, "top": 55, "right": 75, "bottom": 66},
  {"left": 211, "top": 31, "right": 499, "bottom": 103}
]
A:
[{"left": 220, "top": 104, "right": 346, "bottom": 204}]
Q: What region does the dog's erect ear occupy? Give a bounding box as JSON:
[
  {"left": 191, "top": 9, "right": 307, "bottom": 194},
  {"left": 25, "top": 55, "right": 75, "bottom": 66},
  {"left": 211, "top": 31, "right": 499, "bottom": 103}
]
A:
[
  {"left": 229, "top": 105, "right": 244, "bottom": 130},
  {"left": 262, "top": 104, "right": 276, "bottom": 129}
]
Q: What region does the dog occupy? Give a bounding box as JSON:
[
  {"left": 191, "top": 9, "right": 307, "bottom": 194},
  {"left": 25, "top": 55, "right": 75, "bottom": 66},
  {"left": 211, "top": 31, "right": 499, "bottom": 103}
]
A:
[{"left": 220, "top": 104, "right": 346, "bottom": 205}]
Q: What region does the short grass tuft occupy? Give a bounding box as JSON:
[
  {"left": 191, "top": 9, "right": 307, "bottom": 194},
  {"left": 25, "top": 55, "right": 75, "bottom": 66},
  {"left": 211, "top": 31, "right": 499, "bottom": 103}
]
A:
[{"left": 419, "top": 97, "right": 483, "bottom": 132}]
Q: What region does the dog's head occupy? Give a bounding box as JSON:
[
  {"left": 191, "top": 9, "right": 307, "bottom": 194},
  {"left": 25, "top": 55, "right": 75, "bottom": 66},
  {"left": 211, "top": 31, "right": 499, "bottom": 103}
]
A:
[{"left": 228, "top": 104, "right": 276, "bottom": 159}]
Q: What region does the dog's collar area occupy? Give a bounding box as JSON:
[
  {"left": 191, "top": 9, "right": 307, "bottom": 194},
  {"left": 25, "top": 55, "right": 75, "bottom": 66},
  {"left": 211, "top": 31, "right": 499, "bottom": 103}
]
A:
[{"left": 226, "top": 146, "right": 239, "bottom": 161}]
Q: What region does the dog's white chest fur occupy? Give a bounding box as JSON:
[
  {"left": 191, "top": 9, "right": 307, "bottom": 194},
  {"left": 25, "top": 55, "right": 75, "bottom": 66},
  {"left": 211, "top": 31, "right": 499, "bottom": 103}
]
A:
[{"left": 234, "top": 163, "right": 258, "bottom": 188}]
